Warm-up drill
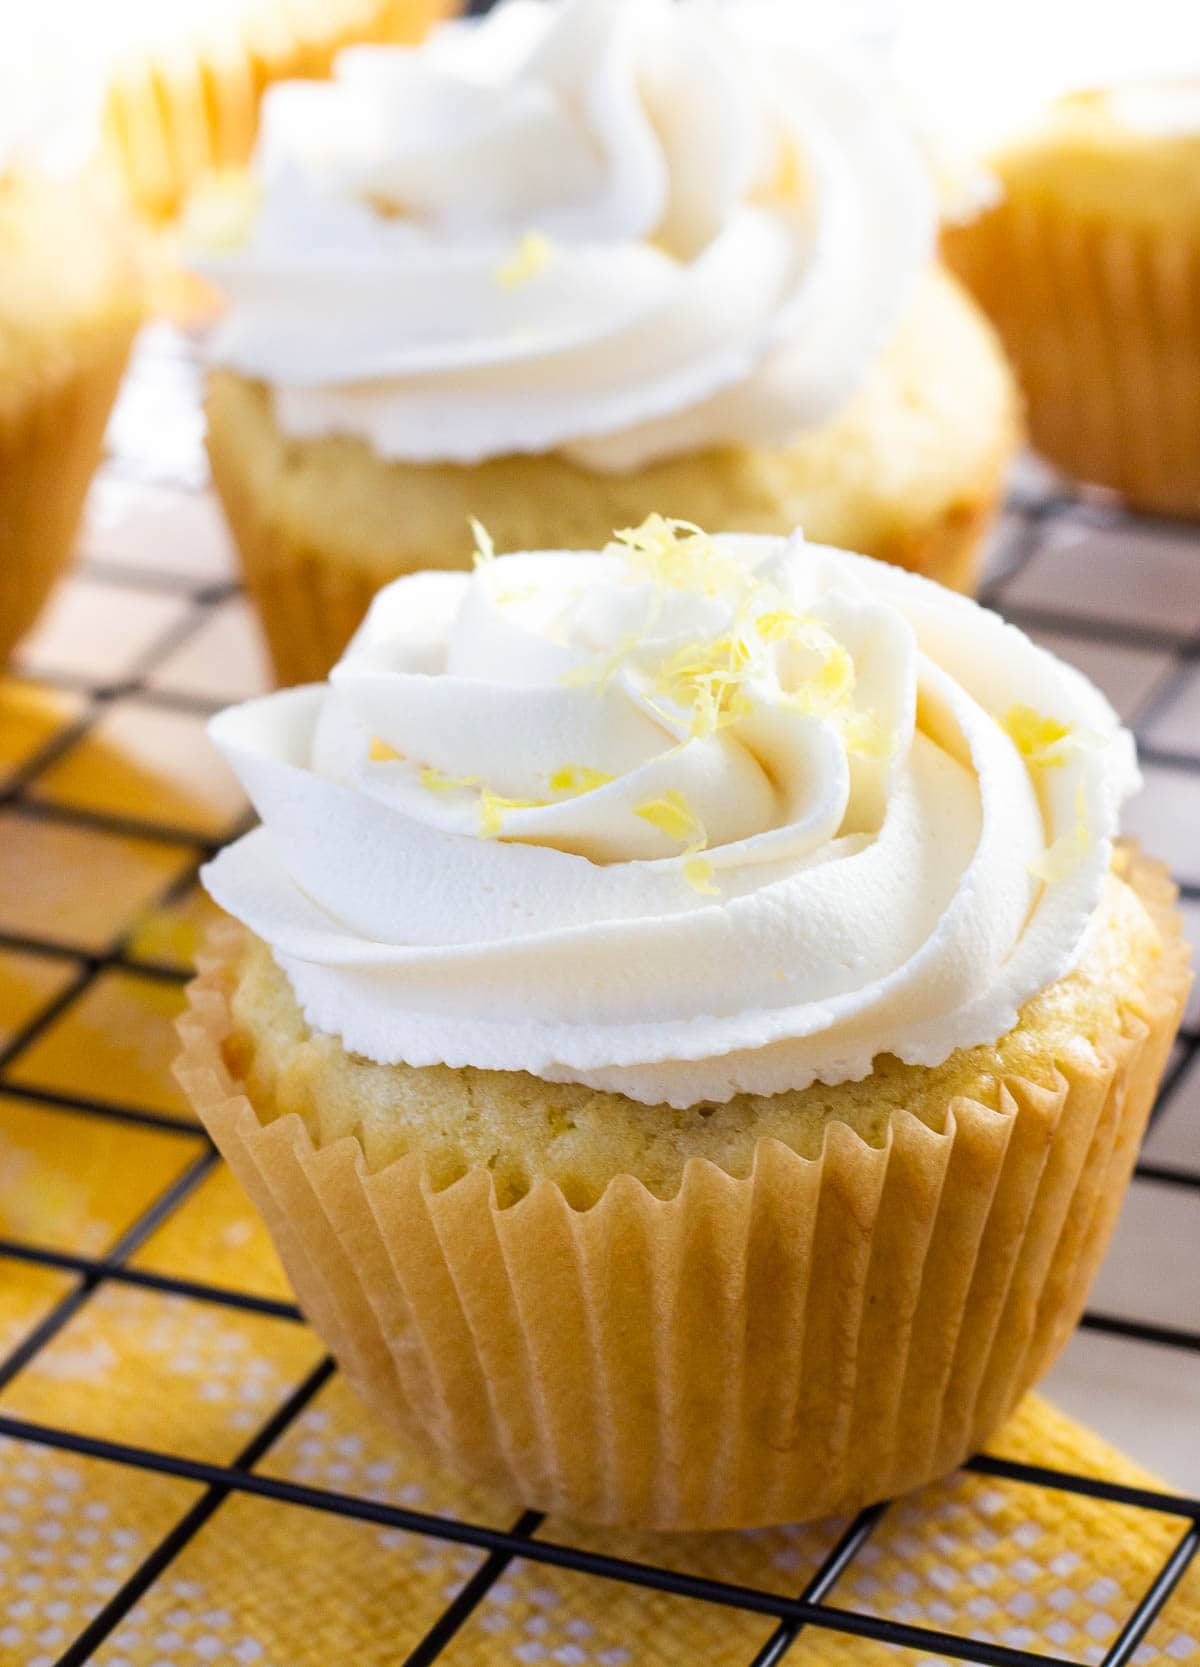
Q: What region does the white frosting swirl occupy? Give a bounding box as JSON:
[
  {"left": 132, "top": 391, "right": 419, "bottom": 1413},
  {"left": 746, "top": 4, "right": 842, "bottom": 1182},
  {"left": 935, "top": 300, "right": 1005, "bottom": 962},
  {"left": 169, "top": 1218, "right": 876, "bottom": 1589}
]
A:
[
  {"left": 195, "top": 0, "right": 933, "bottom": 471},
  {"left": 204, "top": 524, "right": 1138, "bottom": 1108}
]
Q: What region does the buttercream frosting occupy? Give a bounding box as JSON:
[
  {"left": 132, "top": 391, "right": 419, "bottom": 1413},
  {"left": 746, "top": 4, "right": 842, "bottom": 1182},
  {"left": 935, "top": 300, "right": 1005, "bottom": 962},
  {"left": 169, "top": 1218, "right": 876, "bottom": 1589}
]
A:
[
  {"left": 194, "top": 0, "right": 934, "bottom": 471},
  {"left": 203, "top": 522, "right": 1139, "bottom": 1108}
]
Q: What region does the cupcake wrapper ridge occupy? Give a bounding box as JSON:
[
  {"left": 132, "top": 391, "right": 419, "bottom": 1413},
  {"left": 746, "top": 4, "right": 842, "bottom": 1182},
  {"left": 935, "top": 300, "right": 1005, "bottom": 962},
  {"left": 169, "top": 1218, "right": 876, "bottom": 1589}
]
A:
[
  {"left": 944, "top": 204, "right": 1200, "bottom": 517},
  {"left": 103, "top": 0, "right": 457, "bottom": 224},
  {"left": 0, "top": 327, "right": 138, "bottom": 666},
  {"left": 176, "top": 849, "right": 1189, "bottom": 1530}
]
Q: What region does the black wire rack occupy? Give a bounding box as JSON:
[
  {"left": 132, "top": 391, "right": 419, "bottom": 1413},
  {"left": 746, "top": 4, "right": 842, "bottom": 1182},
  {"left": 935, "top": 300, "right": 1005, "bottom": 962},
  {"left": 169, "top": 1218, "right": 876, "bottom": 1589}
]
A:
[{"left": 0, "top": 313, "right": 1197, "bottom": 1664}]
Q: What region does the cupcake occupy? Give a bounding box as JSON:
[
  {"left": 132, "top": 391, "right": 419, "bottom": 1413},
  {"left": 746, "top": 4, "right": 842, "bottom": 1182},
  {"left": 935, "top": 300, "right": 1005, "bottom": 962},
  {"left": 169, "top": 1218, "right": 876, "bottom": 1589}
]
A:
[
  {"left": 0, "top": 167, "right": 143, "bottom": 666},
  {"left": 941, "top": 81, "right": 1200, "bottom": 517},
  {"left": 101, "top": 0, "right": 456, "bottom": 225},
  {"left": 177, "top": 517, "right": 1189, "bottom": 1530},
  {"left": 194, "top": 0, "right": 1021, "bottom": 687}
]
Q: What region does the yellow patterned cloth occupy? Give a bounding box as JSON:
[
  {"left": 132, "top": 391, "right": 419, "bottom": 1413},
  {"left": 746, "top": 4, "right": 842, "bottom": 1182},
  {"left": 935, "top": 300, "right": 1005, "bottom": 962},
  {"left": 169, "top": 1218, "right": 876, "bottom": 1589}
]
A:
[{"left": 0, "top": 551, "right": 1198, "bottom": 1665}]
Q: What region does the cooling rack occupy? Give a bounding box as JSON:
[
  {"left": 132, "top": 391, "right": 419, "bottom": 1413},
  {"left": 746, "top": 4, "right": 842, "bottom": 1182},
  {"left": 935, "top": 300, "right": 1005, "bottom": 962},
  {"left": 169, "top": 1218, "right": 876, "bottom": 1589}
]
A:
[{"left": 0, "top": 314, "right": 1197, "bottom": 1665}]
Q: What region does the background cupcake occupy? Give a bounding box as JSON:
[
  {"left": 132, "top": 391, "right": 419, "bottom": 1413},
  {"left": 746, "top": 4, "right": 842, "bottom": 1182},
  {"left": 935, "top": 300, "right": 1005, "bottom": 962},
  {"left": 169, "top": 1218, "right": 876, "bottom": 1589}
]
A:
[
  {"left": 178, "top": 521, "right": 1188, "bottom": 1529},
  {"left": 101, "top": 0, "right": 458, "bottom": 225},
  {"left": 195, "top": 0, "right": 1021, "bottom": 686},
  {"left": 941, "top": 83, "right": 1200, "bottom": 517},
  {"left": 893, "top": 0, "right": 1200, "bottom": 517},
  {"left": 0, "top": 165, "right": 144, "bottom": 665}
]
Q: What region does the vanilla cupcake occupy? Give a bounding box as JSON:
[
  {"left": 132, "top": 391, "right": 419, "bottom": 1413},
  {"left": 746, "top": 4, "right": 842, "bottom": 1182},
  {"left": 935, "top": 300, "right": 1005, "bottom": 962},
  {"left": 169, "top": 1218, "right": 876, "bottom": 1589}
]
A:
[
  {"left": 0, "top": 167, "right": 143, "bottom": 665},
  {"left": 100, "top": 0, "right": 456, "bottom": 225},
  {"left": 178, "top": 518, "right": 1188, "bottom": 1530},
  {"left": 195, "top": 0, "right": 1020, "bottom": 686},
  {"left": 941, "top": 81, "right": 1200, "bottom": 516}
]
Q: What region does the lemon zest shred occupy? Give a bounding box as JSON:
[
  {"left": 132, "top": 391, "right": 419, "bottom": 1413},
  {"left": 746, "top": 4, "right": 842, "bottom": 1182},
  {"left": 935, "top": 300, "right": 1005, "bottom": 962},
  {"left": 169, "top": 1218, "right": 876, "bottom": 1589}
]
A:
[
  {"left": 783, "top": 643, "right": 856, "bottom": 716},
  {"left": 478, "top": 788, "right": 545, "bottom": 839},
  {"left": 634, "top": 789, "right": 704, "bottom": 845},
  {"left": 420, "top": 765, "right": 478, "bottom": 793},
  {"left": 1028, "top": 824, "right": 1089, "bottom": 883},
  {"left": 468, "top": 516, "right": 495, "bottom": 570},
  {"left": 548, "top": 765, "right": 614, "bottom": 796},
  {"left": 1004, "top": 704, "right": 1074, "bottom": 767},
  {"left": 634, "top": 790, "right": 722, "bottom": 897},
  {"left": 841, "top": 708, "right": 892, "bottom": 761},
  {"left": 496, "top": 230, "right": 555, "bottom": 289},
  {"left": 683, "top": 856, "right": 719, "bottom": 896},
  {"left": 368, "top": 738, "right": 401, "bottom": 762},
  {"left": 754, "top": 607, "right": 805, "bottom": 643},
  {"left": 653, "top": 629, "right": 761, "bottom": 738},
  {"left": 611, "top": 514, "right": 744, "bottom": 596},
  {"left": 1028, "top": 781, "right": 1090, "bottom": 882}
]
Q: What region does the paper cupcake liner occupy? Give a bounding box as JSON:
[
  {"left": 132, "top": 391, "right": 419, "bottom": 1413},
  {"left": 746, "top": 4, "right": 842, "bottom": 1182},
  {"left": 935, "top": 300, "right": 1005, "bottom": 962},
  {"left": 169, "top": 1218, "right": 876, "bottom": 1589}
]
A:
[
  {"left": 103, "top": 0, "right": 455, "bottom": 223},
  {"left": 944, "top": 203, "right": 1200, "bottom": 517},
  {"left": 0, "top": 326, "right": 138, "bottom": 666},
  {"left": 175, "top": 849, "right": 1188, "bottom": 1529},
  {"left": 204, "top": 410, "right": 386, "bottom": 687}
]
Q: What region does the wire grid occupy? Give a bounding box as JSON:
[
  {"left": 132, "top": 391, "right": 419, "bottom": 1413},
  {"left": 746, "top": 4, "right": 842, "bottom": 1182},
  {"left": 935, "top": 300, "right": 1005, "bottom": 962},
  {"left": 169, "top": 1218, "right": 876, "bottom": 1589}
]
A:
[{"left": 0, "top": 319, "right": 1195, "bottom": 1667}]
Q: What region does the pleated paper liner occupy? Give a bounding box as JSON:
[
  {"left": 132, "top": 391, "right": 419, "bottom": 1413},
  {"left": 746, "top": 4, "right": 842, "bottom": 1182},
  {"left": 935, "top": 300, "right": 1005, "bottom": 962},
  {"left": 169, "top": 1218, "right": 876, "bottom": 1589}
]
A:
[
  {"left": 102, "top": 0, "right": 457, "bottom": 226},
  {"left": 943, "top": 201, "right": 1200, "bottom": 517},
  {"left": 175, "top": 847, "right": 1189, "bottom": 1531},
  {"left": 0, "top": 323, "right": 139, "bottom": 666}
]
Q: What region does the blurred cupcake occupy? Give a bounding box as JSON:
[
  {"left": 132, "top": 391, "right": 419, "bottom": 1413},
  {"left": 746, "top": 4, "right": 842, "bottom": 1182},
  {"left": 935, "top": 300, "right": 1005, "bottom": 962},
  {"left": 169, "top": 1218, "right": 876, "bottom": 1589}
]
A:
[
  {"left": 942, "top": 82, "right": 1200, "bottom": 517},
  {"left": 102, "top": 0, "right": 456, "bottom": 225},
  {"left": 178, "top": 518, "right": 1188, "bottom": 1529},
  {"left": 195, "top": 0, "right": 1020, "bottom": 686},
  {"left": 0, "top": 167, "right": 143, "bottom": 665}
]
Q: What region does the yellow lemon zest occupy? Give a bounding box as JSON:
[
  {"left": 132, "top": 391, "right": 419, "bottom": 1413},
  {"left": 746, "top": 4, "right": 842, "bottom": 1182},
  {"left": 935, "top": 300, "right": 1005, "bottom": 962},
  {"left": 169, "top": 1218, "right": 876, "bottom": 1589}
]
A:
[
  {"left": 840, "top": 708, "right": 892, "bottom": 761},
  {"left": 1028, "top": 824, "right": 1089, "bottom": 883},
  {"left": 1029, "top": 782, "right": 1090, "bottom": 882},
  {"left": 1004, "top": 704, "right": 1074, "bottom": 767},
  {"left": 635, "top": 790, "right": 721, "bottom": 898},
  {"left": 420, "top": 765, "right": 478, "bottom": 793},
  {"left": 496, "top": 230, "right": 555, "bottom": 289},
  {"left": 478, "top": 788, "right": 545, "bottom": 839},
  {"left": 548, "top": 765, "right": 614, "bottom": 796},
  {"left": 611, "top": 514, "right": 744, "bottom": 596},
  {"left": 784, "top": 642, "right": 856, "bottom": 716},
  {"left": 468, "top": 516, "right": 495, "bottom": 569},
  {"left": 754, "top": 607, "right": 805, "bottom": 643},
  {"left": 634, "top": 789, "right": 704, "bottom": 845},
  {"left": 368, "top": 738, "right": 401, "bottom": 762},
  {"left": 769, "top": 615, "right": 892, "bottom": 759},
  {"left": 419, "top": 763, "right": 545, "bottom": 837},
  {"left": 683, "top": 856, "right": 719, "bottom": 896},
  {"left": 654, "top": 632, "right": 756, "bottom": 738}
]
